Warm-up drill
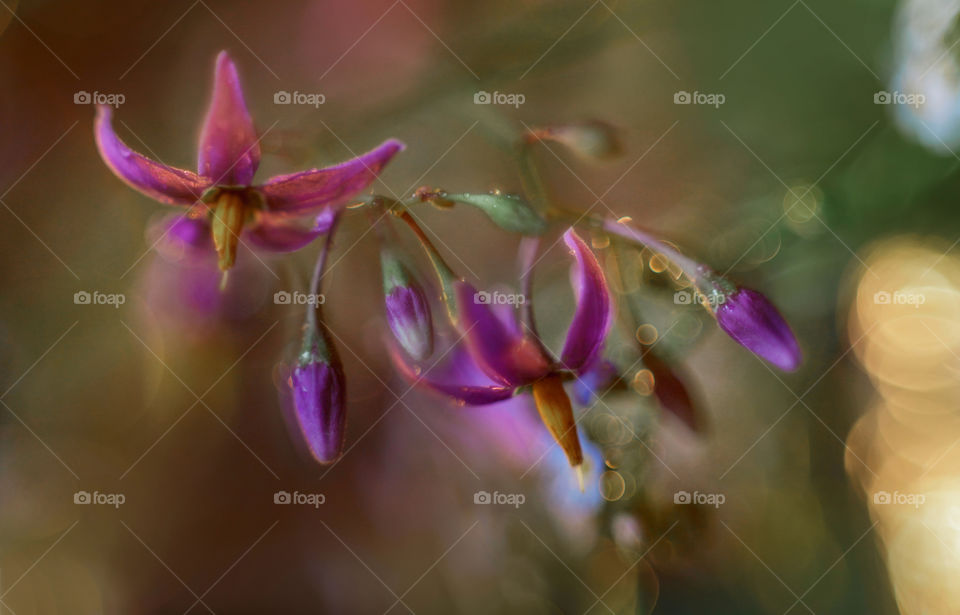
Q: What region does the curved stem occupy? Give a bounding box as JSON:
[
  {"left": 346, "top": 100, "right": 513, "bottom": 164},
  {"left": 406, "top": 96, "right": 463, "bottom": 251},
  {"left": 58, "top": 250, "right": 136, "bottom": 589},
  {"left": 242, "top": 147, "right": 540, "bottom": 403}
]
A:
[
  {"left": 517, "top": 235, "right": 544, "bottom": 342},
  {"left": 306, "top": 211, "right": 341, "bottom": 332},
  {"left": 600, "top": 217, "right": 703, "bottom": 281}
]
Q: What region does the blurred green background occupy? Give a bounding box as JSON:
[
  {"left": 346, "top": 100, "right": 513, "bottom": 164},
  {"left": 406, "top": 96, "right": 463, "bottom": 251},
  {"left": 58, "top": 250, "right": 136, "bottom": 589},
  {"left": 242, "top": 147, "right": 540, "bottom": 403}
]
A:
[{"left": 3, "top": 0, "right": 955, "bottom": 612}]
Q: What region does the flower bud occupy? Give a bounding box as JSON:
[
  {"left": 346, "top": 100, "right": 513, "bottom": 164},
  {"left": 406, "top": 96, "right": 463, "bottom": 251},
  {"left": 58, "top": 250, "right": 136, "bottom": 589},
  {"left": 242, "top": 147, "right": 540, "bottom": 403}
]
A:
[
  {"left": 289, "top": 334, "right": 346, "bottom": 464},
  {"left": 526, "top": 121, "right": 622, "bottom": 160},
  {"left": 381, "top": 250, "right": 434, "bottom": 360},
  {"left": 715, "top": 287, "right": 802, "bottom": 372}
]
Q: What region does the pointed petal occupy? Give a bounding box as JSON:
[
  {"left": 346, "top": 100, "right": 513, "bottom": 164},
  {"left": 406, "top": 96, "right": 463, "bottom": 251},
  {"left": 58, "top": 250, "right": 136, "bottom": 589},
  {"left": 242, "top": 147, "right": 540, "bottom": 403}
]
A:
[
  {"left": 244, "top": 212, "right": 326, "bottom": 252},
  {"left": 388, "top": 343, "right": 515, "bottom": 405},
  {"left": 260, "top": 139, "right": 405, "bottom": 215},
  {"left": 95, "top": 106, "right": 210, "bottom": 205},
  {"left": 197, "top": 51, "right": 260, "bottom": 185},
  {"left": 453, "top": 282, "right": 551, "bottom": 387},
  {"left": 560, "top": 229, "right": 613, "bottom": 372}
]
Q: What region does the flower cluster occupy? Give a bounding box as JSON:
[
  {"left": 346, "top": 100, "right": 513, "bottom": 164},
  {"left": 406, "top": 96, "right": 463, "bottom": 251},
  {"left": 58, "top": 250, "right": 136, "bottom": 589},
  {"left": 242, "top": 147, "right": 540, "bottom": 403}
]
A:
[{"left": 96, "top": 51, "right": 802, "bottom": 477}]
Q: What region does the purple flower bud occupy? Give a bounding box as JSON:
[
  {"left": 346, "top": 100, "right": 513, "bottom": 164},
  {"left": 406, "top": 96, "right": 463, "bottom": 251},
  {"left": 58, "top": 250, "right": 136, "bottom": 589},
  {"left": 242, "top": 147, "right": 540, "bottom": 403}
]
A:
[
  {"left": 385, "top": 284, "right": 434, "bottom": 360},
  {"left": 289, "top": 356, "right": 346, "bottom": 464},
  {"left": 715, "top": 288, "right": 802, "bottom": 372},
  {"left": 381, "top": 250, "right": 434, "bottom": 360}
]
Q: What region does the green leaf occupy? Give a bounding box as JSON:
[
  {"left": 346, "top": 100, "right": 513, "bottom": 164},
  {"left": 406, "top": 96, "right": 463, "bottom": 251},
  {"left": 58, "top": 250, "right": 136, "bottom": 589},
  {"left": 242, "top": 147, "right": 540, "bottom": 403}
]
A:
[{"left": 445, "top": 192, "right": 547, "bottom": 235}]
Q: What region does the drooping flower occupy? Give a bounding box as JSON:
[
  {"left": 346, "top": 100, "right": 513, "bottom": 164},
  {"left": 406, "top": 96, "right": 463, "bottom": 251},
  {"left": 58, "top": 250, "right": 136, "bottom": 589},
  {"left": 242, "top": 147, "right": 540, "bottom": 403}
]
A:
[
  {"left": 283, "top": 214, "right": 347, "bottom": 464},
  {"left": 603, "top": 217, "right": 802, "bottom": 371},
  {"left": 390, "top": 228, "right": 613, "bottom": 476},
  {"left": 95, "top": 50, "right": 403, "bottom": 279}
]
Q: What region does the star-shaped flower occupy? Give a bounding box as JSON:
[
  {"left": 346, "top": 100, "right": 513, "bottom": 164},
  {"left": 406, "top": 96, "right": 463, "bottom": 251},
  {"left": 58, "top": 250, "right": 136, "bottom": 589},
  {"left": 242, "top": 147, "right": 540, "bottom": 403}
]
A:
[
  {"left": 390, "top": 229, "right": 613, "bottom": 474},
  {"left": 95, "top": 50, "right": 403, "bottom": 275}
]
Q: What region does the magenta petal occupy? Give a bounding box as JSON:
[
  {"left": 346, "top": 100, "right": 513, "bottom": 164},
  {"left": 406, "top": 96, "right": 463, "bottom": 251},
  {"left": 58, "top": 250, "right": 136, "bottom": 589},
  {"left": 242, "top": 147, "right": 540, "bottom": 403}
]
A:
[
  {"left": 260, "top": 139, "right": 405, "bottom": 215},
  {"left": 716, "top": 288, "right": 802, "bottom": 371},
  {"left": 95, "top": 106, "right": 210, "bottom": 205},
  {"left": 147, "top": 214, "right": 215, "bottom": 263},
  {"left": 244, "top": 214, "right": 325, "bottom": 252},
  {"left": 453, "top": 282, "right": 551, "bottom": 387},
  {"left": 197, "top": 51, "right": 260, "bottom": 185},
  {"left": 560, "top": 229, "right": 613, "bottom": 373},
  {"left": 388, "top": 343, "right": 515, "bottom": 405}
]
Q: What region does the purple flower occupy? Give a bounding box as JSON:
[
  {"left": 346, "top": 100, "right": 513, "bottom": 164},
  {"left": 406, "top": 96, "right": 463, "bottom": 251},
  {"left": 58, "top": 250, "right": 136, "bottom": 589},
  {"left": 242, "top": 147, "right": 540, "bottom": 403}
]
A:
[
  {"left": 715, "top": 287, "right": 802, "bottom": 372},
  {"left": 95, "top": 50, "right": 404, "bottom": 273},
  {"left": 289, "top": 351, "right": 346, "bottom": 464},
  {"left": 390, "top": 228, "right": 613, "bottom": 471},
  {"left": 381, "top": 249, "right": 434, "bottom": 360}
]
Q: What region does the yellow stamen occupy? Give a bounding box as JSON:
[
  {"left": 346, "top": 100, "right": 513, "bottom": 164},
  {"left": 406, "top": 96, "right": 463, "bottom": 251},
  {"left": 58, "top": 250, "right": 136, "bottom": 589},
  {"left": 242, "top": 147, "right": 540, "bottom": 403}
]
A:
[
  {"left": 531, "top": 374, "right": 584, "bottom": 474},
  {"left": 210, "top": 191, "right": 247, "bottom": 273}
]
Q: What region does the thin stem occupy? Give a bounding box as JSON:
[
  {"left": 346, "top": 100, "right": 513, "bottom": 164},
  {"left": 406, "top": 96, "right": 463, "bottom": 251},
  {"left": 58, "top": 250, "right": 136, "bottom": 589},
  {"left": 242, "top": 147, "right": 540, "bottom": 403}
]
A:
[
  {"left": 517, "top": 235, "right": 543, "bottom": 341},
  {"left": 306, "top": 212, "right": 341, "bottom": 332},
  {"left": 396, "top": 209, "right": 457, "bottom": 281},
  {"left": 600, "top": 217, "right": 702, "bottom": 281}
]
